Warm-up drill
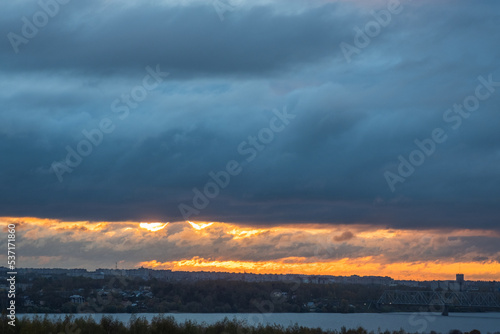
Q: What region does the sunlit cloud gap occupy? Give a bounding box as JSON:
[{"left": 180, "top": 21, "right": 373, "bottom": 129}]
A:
[
  {"left": 188, "top": 221, "right": 214, "bottom": 230},
  {"left": 139, "top": 222, "right": 169, "bottom": 232}
]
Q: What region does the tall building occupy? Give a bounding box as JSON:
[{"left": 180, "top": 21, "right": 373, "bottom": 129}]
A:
[{"left": 456, "top": 273, "right": 465, "bottom": 291}]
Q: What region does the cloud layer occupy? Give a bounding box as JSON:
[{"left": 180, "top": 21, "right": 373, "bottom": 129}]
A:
[{"left": 1, "top": 0, "right": 499, "bottom": 230}]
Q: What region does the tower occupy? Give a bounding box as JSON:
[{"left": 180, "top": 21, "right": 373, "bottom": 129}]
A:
[{"left": 456, "top": 273, "right": 464, "bottom": 291}]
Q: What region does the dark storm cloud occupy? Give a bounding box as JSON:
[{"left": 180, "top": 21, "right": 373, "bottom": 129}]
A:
[
  {"left": 1, "top": 0, "right": 500, "bottom": 229},
  {"left": 0, "top": 0, "right": 350, "bottom": 76},
  {"left": 333, "top": 231, "right": 354, "bottom": 242}
]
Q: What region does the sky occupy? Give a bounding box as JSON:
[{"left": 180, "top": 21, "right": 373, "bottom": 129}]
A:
[{"left": 1, "top": 0, "right": 499, "bottom": 280}]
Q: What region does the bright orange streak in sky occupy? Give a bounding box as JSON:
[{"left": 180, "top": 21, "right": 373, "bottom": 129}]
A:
[{"left": 139, "top": 257, "right": 500, "bottom": 281}]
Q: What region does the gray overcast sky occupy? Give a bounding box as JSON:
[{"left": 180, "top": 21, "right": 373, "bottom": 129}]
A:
[{"left": 1, "top": 0, "right": 499, "bottom": 229}]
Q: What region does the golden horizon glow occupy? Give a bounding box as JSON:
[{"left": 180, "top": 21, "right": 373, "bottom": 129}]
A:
[
  {"left": 138, "top": 257, "right": 500, "bottom": 281},
  {"left": 2, "top": 217, "right": 500, "bottom": 281},
  {"left": 139, "top": 222, "right": 168, "bottom": 232}
]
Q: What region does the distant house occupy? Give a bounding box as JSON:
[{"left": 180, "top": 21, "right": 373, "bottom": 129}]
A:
[
  {"left": 305, "top": 301, "right": 316, "bottom": 311},
  {"left": 70, "top": 295, "right": 84, "bottom": 304},
  {"left": 23, "top": 296, "right": 34, "bottom": 306}
]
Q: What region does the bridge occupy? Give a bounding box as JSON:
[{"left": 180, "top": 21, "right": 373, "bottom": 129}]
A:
[{"left": 378, "top": 290, "right": 500, "bottom": 315}]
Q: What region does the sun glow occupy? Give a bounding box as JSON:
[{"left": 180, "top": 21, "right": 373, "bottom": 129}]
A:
[
  {"left": 188, "top": 221, "right": 214, "bottom": 230},
  {"left": 139, "top": 222, "right": 168, "bottom": 232}
]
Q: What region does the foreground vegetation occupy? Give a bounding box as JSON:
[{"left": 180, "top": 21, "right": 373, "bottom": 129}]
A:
[{"left": 0, "top": 315, "right": 489, "bottom": 334}]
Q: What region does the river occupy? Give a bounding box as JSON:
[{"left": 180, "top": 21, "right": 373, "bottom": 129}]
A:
[{"left": 18, "top": 312, "right": 500, "bottom": 333}]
